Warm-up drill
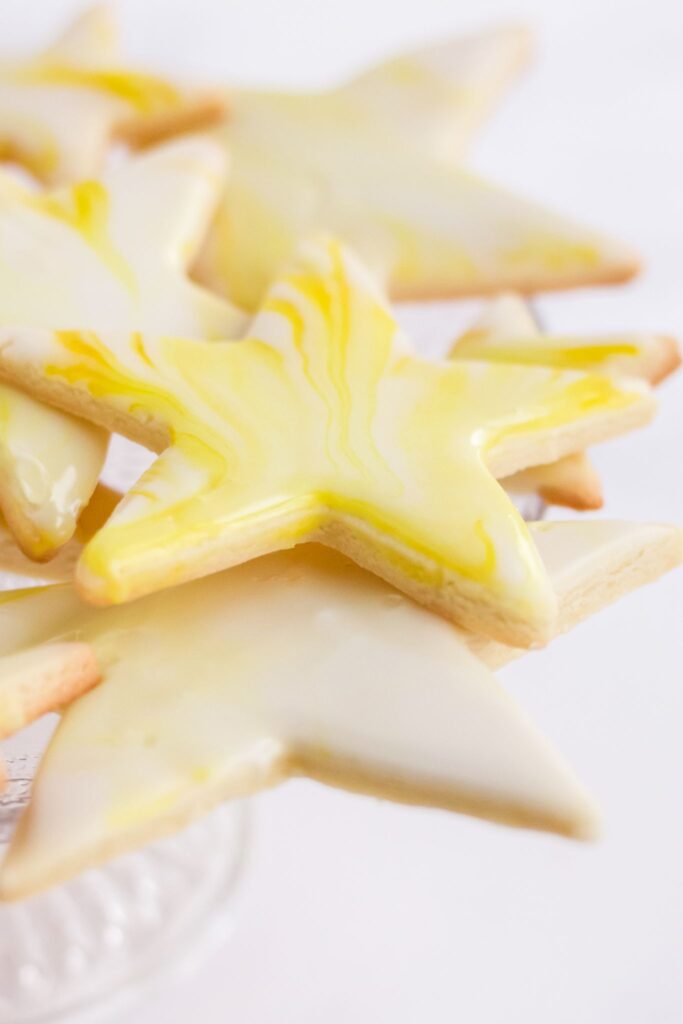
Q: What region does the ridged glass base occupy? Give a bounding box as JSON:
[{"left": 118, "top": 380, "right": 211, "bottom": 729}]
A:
[{"left": 0, "top": 757, "right": 248, "bottom": 1024}]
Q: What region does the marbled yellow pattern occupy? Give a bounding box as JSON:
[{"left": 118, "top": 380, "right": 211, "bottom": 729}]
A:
[
  {"left": 0, "top": 237, "right": 653, "bottom": 646},
  {"left": 0, "top": 7, "right": 220, "bottom": 185},
  {"left": 448, "top": 293, "right": 678, "bottom": 511},
  {"left": 452, "top": 294, "right": 678, "bottom": 380},
  {"left": 13, "top": 65, "right": 183, "bottom": 115},
  {"left": 0, "top": 136, "right": 243, "bottom": 559},
  {"left": 195, "top": 32, "right": 637, "bottom": 310}
]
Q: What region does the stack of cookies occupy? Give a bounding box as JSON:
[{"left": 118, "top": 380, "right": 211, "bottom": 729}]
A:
[{"left": 0, "top": 6, "right": 679, "bottom": 899}]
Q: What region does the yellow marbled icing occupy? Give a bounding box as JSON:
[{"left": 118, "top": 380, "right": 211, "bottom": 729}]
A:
[
  {"left": 194, "top": 34, "right": 635, "bottom": 309},
  {"left": 450, "top": 294, "right": 676, "bottom": 382},
  {"left": 0, "top": 137, "right": 241, "bottom": 559},
  {"left": 0, "top": 7, "right": 219, "bottom": 188},
  {"left": 27, "top": 180, "right": 136, "bottom": 294},
  {"left": 457, "top": 337, "right": 639, "bottom": 369},
  {"left": 0, "top": 236, "right": 650, "bottom": 645},
  {"left": 14, "top": 65, "right": 183, "bottom": 113},
  {"left": 447, "top": 294, "right": 680, "bottom": 512}
]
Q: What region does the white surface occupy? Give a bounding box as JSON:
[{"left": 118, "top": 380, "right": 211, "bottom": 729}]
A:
[{"left": 3, "top": 1, "right": 683, "bottom": 1021}]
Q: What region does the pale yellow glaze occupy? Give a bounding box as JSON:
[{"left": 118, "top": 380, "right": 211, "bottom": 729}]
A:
[
  {"left": 0, "top": 236, "right": 652, "bottom": 645},
  {"left": 0, "top": 534, "right": 608, "bottom": 897},
  {"left": 0, "top": 136, "right": 243, "bottom": 558},
  {"left": 0, "top": 7, "right": 216, "bottom": 185},
  {"left": 1, "top": 517, "right": 680, "bottom": 896},
  {"left": 195, "top": 34, "right": 636, "bottom": 310},
  {"left": 342, "top": 25, "right": 534, "bottom": 162},
  {"left": 12, "top": 65, "right": 183, "bottom": 115},
  {"left": 453, "top": 293, "right": 675, "bottom": 379},
  {"left": 449, "top": 293, "right": 676, "bottom": 509}
]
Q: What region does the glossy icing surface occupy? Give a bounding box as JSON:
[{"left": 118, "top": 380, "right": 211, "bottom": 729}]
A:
[
  {"left": 0, "top": 483, "right": 118, "bottom": 582},
  {"left": 0, "top": 7, "right": 203, "bottom": 185},
  {"left": 449, "top": 293, "right": 680, "bottom": 509},
  {"left": 0, "top": 387, "right": 106, "bottom": 558},
  {"left": 0, "top": 237, "right": 651, "bottom": 645},
  {"left": 195, "top": 34, "right": 636, "bottom": 310},
  {"left": 0, "top": 136, "right": 243, "bottom": 557},
  {"left": 451, "top": 294, "right": 602, "bottom": 510},
  {"left": 453, "top": 293, "right": 675, "bottom": 379},
  {"left": 0, "top": 537, "right": 605, "bottom": 897}
]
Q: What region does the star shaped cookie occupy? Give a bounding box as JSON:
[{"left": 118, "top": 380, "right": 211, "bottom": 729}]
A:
[
  {"left": 0, "top": 517, "right": 680, "bottom": 897},
  {"left": 193, "top": 33, "right": 638, "bottom": 310},
  {"left": 0, "top": 135, "right": 243, "bottom": 559},
  {"left": 0, "top": 236, "right": 654, "bottom": 645},
  {"left": 0, "top": 5, "right": 225, "bottom": 185},
  {"left": 450, "top": 294, "right": 680, "bottom": 509}
]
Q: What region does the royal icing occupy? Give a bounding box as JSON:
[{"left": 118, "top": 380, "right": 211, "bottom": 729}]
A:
[
  {"left": 0, "top": 537, "right": 603, "bottom": 898},
  {"left": 194, "top": 35, "right": 637, "bottom": 310},
  {"left": 1, "top": 517, "right": 680, "bottom": 896}
]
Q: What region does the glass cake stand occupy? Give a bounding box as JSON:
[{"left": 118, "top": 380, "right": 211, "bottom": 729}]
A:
[{"left": 0, "top": 753, "right": 249, "bottom": 1024}]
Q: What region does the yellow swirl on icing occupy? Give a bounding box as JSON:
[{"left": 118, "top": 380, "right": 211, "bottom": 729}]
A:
[
  {"left": 449, "top": 293, "right": 677, "bottom": 385},
  {"left": 15, "top": 65, "right": 183, "bottom": 113},
  {"left": 0, "top": 235, "right": 651, "bottom": 645},
  {"left": 455, "top": 332, "right": 640, "bottom": 370},
  {"left": 481, "top": 374, "right": 636, "bottom": 453},
  {"left": 0, "top": 138, "right": 241, "bottom": 559},
  {"left": 27, "top": 181, "right": 136, "bottom": 295},
  {"left": 194, "top": 35, "right": 635, "bottom": 310},
  {"left": 0, "top": 6, "right": 223, "bottom": 194}
]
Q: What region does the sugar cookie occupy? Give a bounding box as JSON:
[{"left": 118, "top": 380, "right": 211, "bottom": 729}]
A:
[
  {"left": 0, "top": 544, "right": 591, "bottom": 898},
  {"left": 0, "top": 518, "right": 680, "bottom": 898},
  {"left": 193, "top": 38, "right": 638, "bottom": 310},
  {"left": 0, "top": 5, "right": 225, "bottom": 185},
  {"left": 0, "top": 135, "right": 242, "bottom": 559},
  {"left": 341, "top": 24, "right": 534, "bottom": 162},
  {"left": 0, "top": 237, "right": 654, "bottom": 646}
]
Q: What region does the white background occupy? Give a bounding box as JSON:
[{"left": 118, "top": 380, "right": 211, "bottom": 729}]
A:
[{"left": 3, "top": 1, "right": 683, "bottom": 1021}]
